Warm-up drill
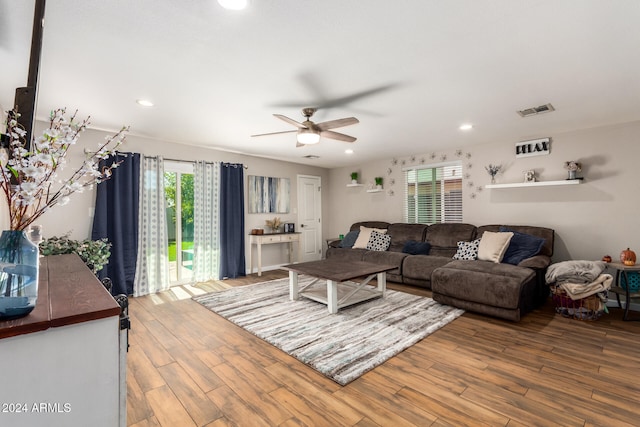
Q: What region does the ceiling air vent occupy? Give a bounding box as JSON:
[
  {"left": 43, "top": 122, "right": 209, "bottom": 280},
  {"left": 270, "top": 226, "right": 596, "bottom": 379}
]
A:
[
  {"left": 302, "top": 155, "right": 320, "bottom": 159},
  {"left": 517, "top": 103, "right": 555, "bottom": 118}
]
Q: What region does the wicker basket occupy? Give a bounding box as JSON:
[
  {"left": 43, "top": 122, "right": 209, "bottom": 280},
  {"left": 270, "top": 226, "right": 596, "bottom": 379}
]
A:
[{"left": 551, "top": 286, "right": 604, "bottom": 321}]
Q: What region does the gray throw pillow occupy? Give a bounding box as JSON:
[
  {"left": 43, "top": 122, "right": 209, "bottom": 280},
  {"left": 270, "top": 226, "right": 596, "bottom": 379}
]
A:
[{"left": 339, "top": 230, "right": 359, "bottom": 248}]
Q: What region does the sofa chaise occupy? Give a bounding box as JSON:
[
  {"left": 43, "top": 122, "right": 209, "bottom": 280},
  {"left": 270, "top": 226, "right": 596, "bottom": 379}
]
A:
[{"left": 326, "top": 221, "right": 554, "bottom": 321}]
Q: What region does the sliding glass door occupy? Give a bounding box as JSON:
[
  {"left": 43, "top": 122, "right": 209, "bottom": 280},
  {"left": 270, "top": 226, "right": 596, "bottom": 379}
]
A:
[{"left": 164, "top": 162, "right": 194, "bottom": 284}]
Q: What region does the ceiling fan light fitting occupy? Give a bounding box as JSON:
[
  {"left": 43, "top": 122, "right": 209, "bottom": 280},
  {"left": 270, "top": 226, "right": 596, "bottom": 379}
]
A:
[{"left": 297, "top": 130, "right": 320, "bottom": 145}]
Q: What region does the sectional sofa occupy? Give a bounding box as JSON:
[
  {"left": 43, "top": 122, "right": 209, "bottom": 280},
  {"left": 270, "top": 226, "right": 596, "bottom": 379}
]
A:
[{"left": 326, "top": 221, "right": 554, "bottom": 321}]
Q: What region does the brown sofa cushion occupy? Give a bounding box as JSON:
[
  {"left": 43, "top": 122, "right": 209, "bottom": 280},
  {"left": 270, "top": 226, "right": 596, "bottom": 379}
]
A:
[
  {"left": 325, "top": 247, "right": 367, "bottom": 262},
  {"left": 431, "top": 260, "right": 535, "bottom": 309},
  {"left": 386, "top": 223, "right": 428, "bottom": 252},
  {"left": 402, "top": 254, "right": 453, "bottom": 282},
  {"left": 425, "top": 223, "right": 477, "bottom": 248}
]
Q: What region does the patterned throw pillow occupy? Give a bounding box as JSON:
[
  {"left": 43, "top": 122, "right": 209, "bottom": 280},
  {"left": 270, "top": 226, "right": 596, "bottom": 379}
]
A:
[
  {"left": 366, "top": 230, "right": 391, "bottom": 251},
  {"left": 452, "top": 239, "right": 481, "bottom": 260}
]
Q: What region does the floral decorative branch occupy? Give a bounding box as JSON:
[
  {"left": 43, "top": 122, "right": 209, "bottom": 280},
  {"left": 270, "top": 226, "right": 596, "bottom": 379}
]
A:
[
  {"left": 1, "top": 108, "right": 129, "bottom": 231},
  {"left": 265, "top": 217, "right": 282, "bottom": 230},
  {"left": 484, "top": 164, "right": 502, "bottom": 177}
]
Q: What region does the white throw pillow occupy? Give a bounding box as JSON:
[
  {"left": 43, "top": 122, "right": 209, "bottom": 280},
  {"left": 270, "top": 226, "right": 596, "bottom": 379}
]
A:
[
  {"left": 477, "top": 231, "right": 514, "bottom": 263},
  {"left": 352, "top": 226, "right": 387, "bottom": 249}
]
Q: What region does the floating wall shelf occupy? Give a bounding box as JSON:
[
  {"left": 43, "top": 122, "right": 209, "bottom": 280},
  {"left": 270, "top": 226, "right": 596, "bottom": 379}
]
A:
[
  {"left": 346, "top": 183, "right": 363, "bottom": 187},
  {"left": 366, "top": 188, "right": 384, "bottom": 193},
  {"left": 485, "top": 179, "right": 582, "bottom": 189}
]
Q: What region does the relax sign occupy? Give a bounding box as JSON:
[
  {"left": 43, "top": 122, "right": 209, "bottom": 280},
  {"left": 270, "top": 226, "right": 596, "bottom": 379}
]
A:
[{"left": 515, "top": 138, "right": 550, "bottom": 158}]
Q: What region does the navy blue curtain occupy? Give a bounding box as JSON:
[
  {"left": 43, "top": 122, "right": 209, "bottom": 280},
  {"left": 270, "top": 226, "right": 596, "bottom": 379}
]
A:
[
  {"left": 92, "top": 153, "right": 140, "bottom": 295},
  {"left": 219, "top": 163, "right": 246, "bottom": 278}
]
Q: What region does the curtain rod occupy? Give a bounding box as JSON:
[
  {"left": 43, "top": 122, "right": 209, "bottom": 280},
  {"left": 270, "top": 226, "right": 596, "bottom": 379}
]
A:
[
  {"left": 83, "top": 150, "right": 248, "bottom": 169},
  {"left": 162, "top": 157, "right": 248, "bottom": 169}
]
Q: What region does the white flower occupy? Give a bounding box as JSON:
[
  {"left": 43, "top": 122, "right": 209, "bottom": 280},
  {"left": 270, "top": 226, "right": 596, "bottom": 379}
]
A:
[
  {"left": 21, "top": 165, "right": 45, "bottom": 179},
  {"left": 31, "top": 153, "right": 53, "bottom": 166},
  {"left": 19, "top": 182, "right": 38, "bottom": 195},
  {"left": 0, "top": 107, "right": 128, "bottom": 230}
]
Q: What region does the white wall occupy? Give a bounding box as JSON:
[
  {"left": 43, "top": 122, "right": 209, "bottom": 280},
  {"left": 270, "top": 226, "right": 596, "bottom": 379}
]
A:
[{"left": 327, "top": 120, "right": 640, "bottom": 263}]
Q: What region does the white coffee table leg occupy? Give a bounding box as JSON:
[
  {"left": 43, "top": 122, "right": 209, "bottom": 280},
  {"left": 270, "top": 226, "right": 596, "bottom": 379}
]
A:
[
  {"left": 327, "top": 279, "right": 338, "bottom": 314},
  {"left": 289, "top": 271, "right": 299, "bottom": 301},
  {"left": 377, "top": 272, "right": 387, "bottom": 295}
]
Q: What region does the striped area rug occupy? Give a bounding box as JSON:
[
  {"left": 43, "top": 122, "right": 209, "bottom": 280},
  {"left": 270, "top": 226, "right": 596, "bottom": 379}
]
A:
[{"left": 193, "top": 276, "right": 464, "bottom": 386}]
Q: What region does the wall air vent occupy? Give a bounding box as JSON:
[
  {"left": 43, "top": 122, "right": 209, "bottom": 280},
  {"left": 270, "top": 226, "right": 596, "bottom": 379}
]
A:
[
  {"left": 302, "top": 155, "right": 320, "bottom": 159},
  {"left": 517, "top": 103, "right": 555, "bottom": 117}
]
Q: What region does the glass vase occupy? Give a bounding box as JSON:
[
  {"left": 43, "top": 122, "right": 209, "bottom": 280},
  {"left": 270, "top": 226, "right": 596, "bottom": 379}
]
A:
[{"left": 0, "top": 230, "right": 39, "bottom": 319}]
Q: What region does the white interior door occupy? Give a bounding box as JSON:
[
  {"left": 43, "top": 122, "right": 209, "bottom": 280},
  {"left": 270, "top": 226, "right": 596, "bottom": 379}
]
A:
[{"left": 297, "top": 175, "right": 322, "bottom": 262}]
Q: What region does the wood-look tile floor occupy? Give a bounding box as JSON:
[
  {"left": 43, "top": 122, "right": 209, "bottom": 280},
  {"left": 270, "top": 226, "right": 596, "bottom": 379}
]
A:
[{"left": 127, "top": 270, "right": 640, "bottom": 426}]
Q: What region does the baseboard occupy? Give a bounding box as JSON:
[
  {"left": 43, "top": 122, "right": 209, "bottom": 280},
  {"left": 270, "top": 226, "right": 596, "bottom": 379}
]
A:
[
  {"left": 246, "top": 263, "right": 288, "bottom": 276},
  {"left": 606, "top": 299, "right": 640, "bottom": 311}
]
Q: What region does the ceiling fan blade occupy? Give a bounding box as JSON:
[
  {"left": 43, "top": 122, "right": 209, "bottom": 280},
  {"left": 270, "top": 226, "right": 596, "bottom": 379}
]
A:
[
  {"left": 315, "top": 84, "right": 399, "bottom": 109},
  {"left": 274, "top": 114, "right": 307, "bottom": 129},
  {"left": 316, "top": 117, "right": 359, "bottom": 131},
  {"left": 251, "top": 130, "right": 297, "bottom": 137},
  {"left": 320, "top": 130, "right": 356, "bottom": 143},
  {"left": 270, "top": 81, "right": 399, "bottom": 111}
]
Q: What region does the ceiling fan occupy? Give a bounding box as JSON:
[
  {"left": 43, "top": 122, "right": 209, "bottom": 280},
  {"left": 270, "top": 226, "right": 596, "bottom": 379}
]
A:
[{"left": 251, "top": 108, "right": 359, "bottom": 147}]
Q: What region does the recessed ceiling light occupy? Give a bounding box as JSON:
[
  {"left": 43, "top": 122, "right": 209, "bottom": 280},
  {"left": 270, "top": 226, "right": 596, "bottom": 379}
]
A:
[
  {"left": 218, "top": 0, "right": 248, "bottom": 10},
  {"left": 459, "top": 124, "right": 473, "bottom": 131},
  {"left": 345, "top": 149, "right": 354, "bottom": 154},
  {"left": 136, "top": 99, "right": 154, "bottom": 107}
]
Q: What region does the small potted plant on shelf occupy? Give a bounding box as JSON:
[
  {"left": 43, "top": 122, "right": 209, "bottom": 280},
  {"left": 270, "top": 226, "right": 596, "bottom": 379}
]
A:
[
  {"left": 485, "top": 164, "right": 502, "bottom": 184},
  {"left": 350, "top": 172, "right": 359, "bottom": 184},
  {"left": 374, "top": 177, "right": 383, "bottom": 189}
]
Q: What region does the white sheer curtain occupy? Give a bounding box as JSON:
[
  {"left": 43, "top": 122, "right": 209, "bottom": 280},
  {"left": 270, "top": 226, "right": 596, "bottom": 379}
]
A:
[
  {"left": 133, "top": 155, "right": 171, "bottom": 296},
  {"left": 192, "top": 161, "right": 220, "bottom": 282}
]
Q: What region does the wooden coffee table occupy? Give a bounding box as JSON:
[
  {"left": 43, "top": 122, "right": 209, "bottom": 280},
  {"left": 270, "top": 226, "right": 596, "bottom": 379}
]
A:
[{"left": 281, "top": 259, "right": 396, "bottom": 314}]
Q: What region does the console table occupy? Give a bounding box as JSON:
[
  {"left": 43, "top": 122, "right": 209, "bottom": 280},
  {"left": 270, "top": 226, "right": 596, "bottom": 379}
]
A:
[
  {"left": 249, "top": 232, "right": 300, "bottom": 276},
  {"left": 0, "top": 254, "right": 123, "bottom": 427}
]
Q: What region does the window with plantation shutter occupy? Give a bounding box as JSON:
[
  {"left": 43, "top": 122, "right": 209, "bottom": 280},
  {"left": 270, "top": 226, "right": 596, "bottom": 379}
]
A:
[{"left": 404, "top": 162, "right": 463, "bottom": 224}]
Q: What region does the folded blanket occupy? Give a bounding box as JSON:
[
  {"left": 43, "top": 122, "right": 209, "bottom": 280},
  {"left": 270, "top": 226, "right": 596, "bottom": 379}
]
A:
[
  {"left": 559, "top": 274, "right": 612, "bottom": 300},
  {"left": 545, "top": 260, "right": 606, "bottom": 284}
]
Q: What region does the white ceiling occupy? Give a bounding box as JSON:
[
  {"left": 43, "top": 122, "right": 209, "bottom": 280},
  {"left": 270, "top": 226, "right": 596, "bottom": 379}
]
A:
[{"left": 2, "top": 0, "right": 639, "bottom": 168}]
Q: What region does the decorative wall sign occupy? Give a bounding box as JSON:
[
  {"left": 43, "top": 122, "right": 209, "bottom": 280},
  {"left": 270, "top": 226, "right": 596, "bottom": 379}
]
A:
[
  {"left": 515, "top": 137, "right": 550, "bottom": 158},
  {"left": 248, "top": 175, "right": 290, "bottom": 213}
]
